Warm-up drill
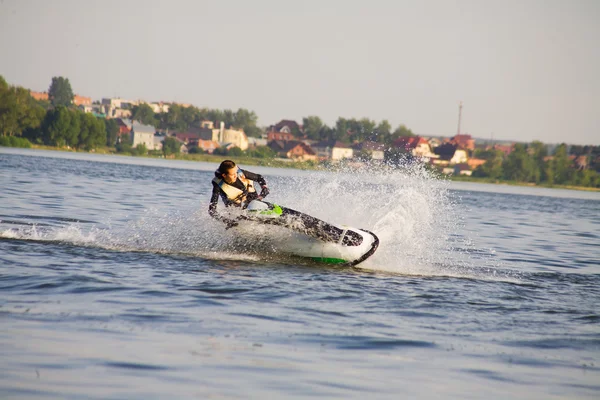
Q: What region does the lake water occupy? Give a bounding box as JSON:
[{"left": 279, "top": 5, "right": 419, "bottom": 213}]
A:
[{"left": 1, "top": 148, "right": 599, "bottom": 399}]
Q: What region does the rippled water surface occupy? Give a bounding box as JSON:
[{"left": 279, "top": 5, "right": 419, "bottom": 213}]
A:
[{"left": 1, "top": 148, "right": 599, "bottom": 399}]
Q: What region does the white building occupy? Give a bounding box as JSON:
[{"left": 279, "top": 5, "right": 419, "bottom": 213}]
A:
[
  {"left": 312, "top": 140, "right": 354, "bottom": 160},
  {"left": 128, "top": 122, "right": 156, "bottom": 150},
  {"left": 211, "top": 122, "right": 249, "bottom": 150},
  {"left": 148, "top": 102, "right": 170, "bottom": 114},
  {"left": 450, "top": 149, "right": 468, "bottom": 164},
  {"left": 102, "top": 98, "right": 138, "bottom": 109}
]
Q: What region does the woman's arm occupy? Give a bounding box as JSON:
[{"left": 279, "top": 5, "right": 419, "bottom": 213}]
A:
[
  {"left": 242, "top": 169, "right": 269, "bottom": 198},
  {"left": 208, "top": 182, "right": 238, "bottom": 228}
]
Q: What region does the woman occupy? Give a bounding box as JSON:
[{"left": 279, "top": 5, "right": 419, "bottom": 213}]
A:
[{"left": 208, "top": 160, "right": 270, "bottom": 229}]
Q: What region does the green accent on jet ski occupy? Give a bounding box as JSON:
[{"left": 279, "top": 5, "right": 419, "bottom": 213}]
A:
[
  {"left": 249, "top": 203, "right": 283, "bottom": 216},
  {"left": 311, "top": 257, "right": 347, "bottom": 264}
]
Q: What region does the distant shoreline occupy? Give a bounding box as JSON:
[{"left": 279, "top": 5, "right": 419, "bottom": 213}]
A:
[{"left": 4, "top": 144, "right": 599, "bottom": 193}]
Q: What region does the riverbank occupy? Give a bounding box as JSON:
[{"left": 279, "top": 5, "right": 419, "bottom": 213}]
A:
[
  {"left": 3, "top": 144, "right": 599, "bottom": 192},
  {"left": 448, "top": 175, "right": 600, "bottom": 192},
  {"left": 27, "top": 144, "right": 320, "bottom": 170}
]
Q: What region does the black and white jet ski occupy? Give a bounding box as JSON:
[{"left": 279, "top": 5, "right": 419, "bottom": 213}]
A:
[{"left": 233, "top": 200, "right": 379, "bottom": 267}]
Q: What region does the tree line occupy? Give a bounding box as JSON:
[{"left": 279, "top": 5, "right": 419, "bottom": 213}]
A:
[
  {"left": 472, "top": 141, "right": 600, "bottom": 187},
  {"left": 0, "top": 75, "right": 116, "bottom": 149},
  {"left": 1, "top": 75, "right": 599, "bottom": 188},
  {"left": 299, "top": 116, "right": 415, "bottom": 144},
  {"left": 131, "top": 103, "right": 416, "bottom": 145},
  {"left": 131, "top": 103, "right": 264, "bottom": 138}
]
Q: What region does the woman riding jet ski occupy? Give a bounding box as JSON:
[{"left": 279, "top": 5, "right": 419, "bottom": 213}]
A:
[{"left": 208, "top": 160, "right": 379, "bottom": 266}]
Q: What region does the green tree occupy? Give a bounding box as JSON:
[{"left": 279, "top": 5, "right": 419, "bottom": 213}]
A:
[
  {"left": 188, "top": 146, "right": 204, "bottom": 154},
  {"left": 131, "top": 103, "right": 156, "bottom": 126},
  {"left": 245, "top": 145, "right": 276, "bottom": 158},
  {"left": 0, "top": 76, "right": 18, "bottom": 135},
  {"left": 474, "top": 149, "right": 504, "bottom": 179},
  {"left": 529, "top": 141, "right": 548, "bottom": 183},
  {"left": 552, "top": 144, "right": 571, "bottom": 184},
  {"left": 48, "top": 76, "right": 74, "bottom": 107},
  {"left": 221, "top": 109, "right": 235, "bottom": 128},
  {"left": 162, "top": 104, "right": 185, "bottom": 131},
  {"left": 245, "top": 125, "right": 263, "bottom": 138},
  {"left": 233, "top": 108, "right": 262, "bottom": 138},
  {"left": 66, "top": 108, "right": 81, "bottom": 147},
  {"left": 391, "top": 124, "right": 415, "bottom": 142},
  {"left": 162, "top": 136, "right": 180, "bottom": 156},
  {"left": 132, "top": 143, "right": 147, "bottom": 156},
  {"left": 78, "top": 113, "right": 106, "bottom": 150},
  {"left": 227, "top": 146, "right": 244, "bottom": 157},
  {"left": 474, "top": 148, "right": 501, "bottom": 160},
  {"left": 181, "top": 105, "right": 199, "bottom": 128},
  {"left": 302, "top": 116, "right": 324, "bottom": 140},
  {"left": 115, "top": 133, "right": 133, "bottom": 153},
  {"left": 334, "top": 118, "right": 351, "bottom": 142},
  {"left": 373, "top": 120, "right": 392, "bottom": 142},
  {"left": 104, "top": 118, "right": 120, "bottom": 146},
  {"left": 18, "top": 88, "right": 46, "bottom": 137},
  {"left": 213, "top": 146, "right": 228, "bottom": 156},
  {"left": 502, "top": 143, "right": 535, "bottom": 182},
  {"left": 349, "top": 118, "right": 376, "bottom": 142},
  {"left": 232, "top": 108, "right": 257, "bottom": 129},
  {"left": 0, "top": 77, "right": 45, "bottom": 137},
  {"left": 41, "top": 105, "right": 71, "bottom": 146}
]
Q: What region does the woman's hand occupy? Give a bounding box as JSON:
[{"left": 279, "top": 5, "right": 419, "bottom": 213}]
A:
[{"left": 260, "top": 186, "right": 270, "bottom": 199}]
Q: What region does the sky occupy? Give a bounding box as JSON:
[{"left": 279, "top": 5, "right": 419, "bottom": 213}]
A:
[{"left": 1, "top": 0, "right": 598, "bottom": 145}]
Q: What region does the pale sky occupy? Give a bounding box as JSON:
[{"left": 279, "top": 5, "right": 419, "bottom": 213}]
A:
[{"left": 1, "top": 0, "right": 598, "bottom": 145}]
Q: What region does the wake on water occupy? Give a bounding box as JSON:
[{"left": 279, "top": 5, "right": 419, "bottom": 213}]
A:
[{"left": 1, "top": 159, "right": 516, "bottom": 281}]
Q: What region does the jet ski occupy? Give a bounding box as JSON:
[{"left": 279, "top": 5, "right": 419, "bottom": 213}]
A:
[{"left": 233, "top": 200, "right": 379, "bottom": 267}]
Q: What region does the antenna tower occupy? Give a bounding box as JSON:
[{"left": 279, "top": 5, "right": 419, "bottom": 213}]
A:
[{"left": 457, "top": 101, "right": 463, "bottom": 136}]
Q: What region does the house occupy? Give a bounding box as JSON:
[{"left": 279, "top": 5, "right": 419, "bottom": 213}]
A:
[
  {"left": 128, "top": 121, "right": 156, "bottom": 149},
  {"left": 268, "top": 119, "right": 302, "bottom": 135},
  {"left": 148, "top": 102, "right": 170, "bottom": 114},
  {"left": 201, "top": 120, "right": 214, "bottom": 129},
  {"left": 153, "top": 135, "right": 164, "bottom": 151},
  {"left": 29, "top": 91, "right": 49, "bottom": 101},
  {"left": 111, "top": 108, "right": 132, "bottom": 119},
  {"left": 178, "top": 127, "right": 214, "bottom": 142},
  {"left": 454, "top": 163, "right": 473, "bottom": 176},
  {"left": 572, "top": 155, "right": 588, "bottom": 170},
  {"left": 433, "top": 143, "right": 468, "bottom": 165},
  {"left": 393, "top": 136, "right": 438, "bottom": 161},
  {"left": 427, "top": 137, "right": 442, "bottom": 149},
  {"left": 467, "top": 158, "right": 487, "bottom": 169},
  {"left": 353, "top": 141, "right": 386, "bottom": 160},
  {"left": 312, "top": 140, "right": 353, "bottom": 160},
  {"left": 268, "top": 140, "right": 317, "bottom": 161},
  {"left": 451, "top": 134, "right": 475, "bottom": 151},
  {"left": 209, "top": 122, "right": 248, "bottom": 150},
  {"left": 196, "top": 139, "right": 220, "bottom": 154},
  {"left": 248, "top": 137, "right": 268, "bottom": 148},
  {"left": 78, "top": 103, "right": 108, "bottom": 118},
  {"left": 102, "top": 98, "right": 138, "bottom": 109},
  {"left": 115, "top": 118, "right": 130, "bottom": 135},
  {"left": 78, "top": 104, "right": 93, "bottom": 113},
  {"left": 173, "top": 132, "right": 202, "bottom": 144},
  {"left": 222, "top": 128, "right": 248, "bottom": 151},
  {"left": 491, "top": 143, "right": 514, "bottom": 156},
  {"left": 267, "top": 131, "right": 296, "bottom": 142},
  {"left": 73, "top": 95, "right": 92, "bottom": 107}
]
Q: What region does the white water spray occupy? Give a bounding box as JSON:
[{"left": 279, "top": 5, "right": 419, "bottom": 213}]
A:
[{"left": 1, "top": 159, "right": 512, "bottom": 280}]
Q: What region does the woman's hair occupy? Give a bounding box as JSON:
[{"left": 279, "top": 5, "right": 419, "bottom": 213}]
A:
[{"left": 216, "top": 160, "right": 236, "bottom": 177}]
